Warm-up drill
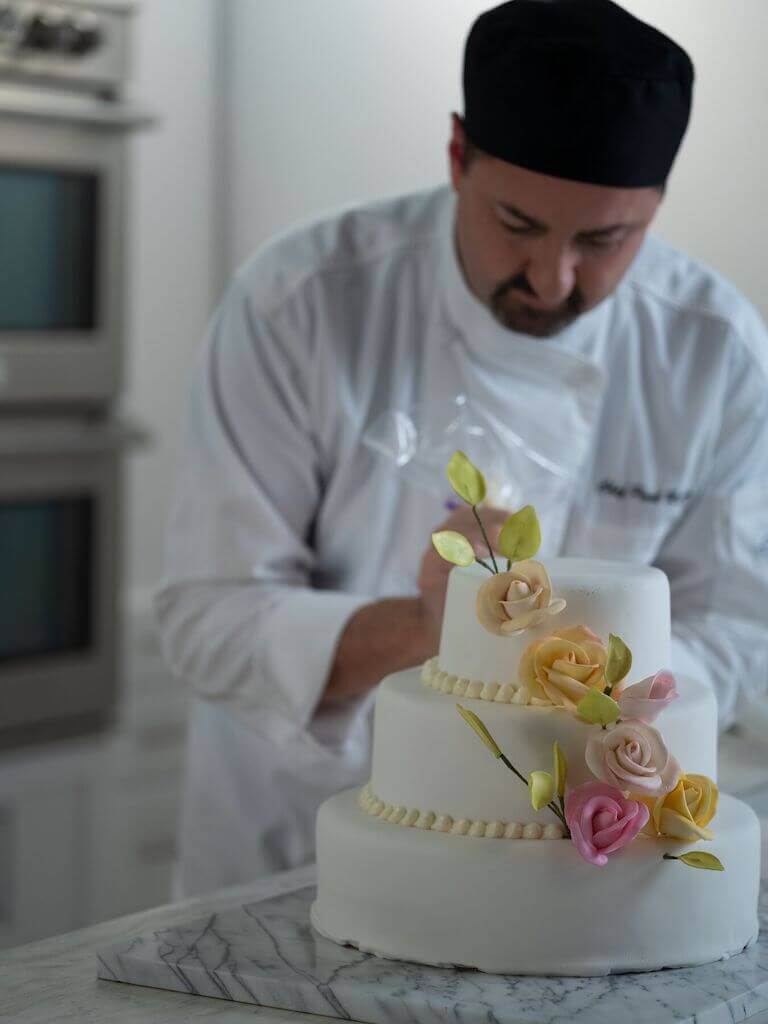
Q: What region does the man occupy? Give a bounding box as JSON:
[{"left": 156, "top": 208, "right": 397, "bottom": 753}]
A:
[{"left": 155, "top": 0, "right": 768, "bottom": 896}]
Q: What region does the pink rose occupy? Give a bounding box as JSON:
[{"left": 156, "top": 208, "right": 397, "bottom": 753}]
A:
[
  {"left": 585, "top": 720, "right": 681, "bottom": 797},
  {"left": 614, "top": 670, "right": 678, "bottom": 723},
  {"left": 565, "top": 781, "right": 649, "bottom": 867}
]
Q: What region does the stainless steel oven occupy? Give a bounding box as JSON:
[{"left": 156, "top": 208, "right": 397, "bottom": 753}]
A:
[
  {"left": 0, "top": 416, "right": 140, "bottom": 748},
  {"left": 0, "top": 1, "right": 150, "bottom": 748},
  {"left": 0, "top": 0, "right": 148, "bottom": 409}
]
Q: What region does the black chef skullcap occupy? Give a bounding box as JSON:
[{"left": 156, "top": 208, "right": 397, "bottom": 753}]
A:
[{"left": 463, "top": 0, "right": 694, "bottom": 187}]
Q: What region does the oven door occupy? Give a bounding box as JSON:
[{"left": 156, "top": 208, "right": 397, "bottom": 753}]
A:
[
  {"left": 0, "top": 418, "right": 136, "bottom": 748},
  {"left": 0, "top": 101, "right": 128, "bottom": 408}
]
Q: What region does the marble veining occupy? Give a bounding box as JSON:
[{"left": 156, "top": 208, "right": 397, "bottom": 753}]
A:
[{"left": 97, "top": 883, "right": 768, "bottom": 1024}]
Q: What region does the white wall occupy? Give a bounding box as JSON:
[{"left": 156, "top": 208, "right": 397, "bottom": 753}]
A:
[
  {"left": 626, "top": 1, "right": 768, "bottom": 310},
  {"left": 223, "top": 0, "right": 768, "bottom": 325},
  {"left": 122, "top": 0, "right": 219, "bottom": 606},
  {"left": 223, "top": 0, "right": 485, "bottom": 270}
]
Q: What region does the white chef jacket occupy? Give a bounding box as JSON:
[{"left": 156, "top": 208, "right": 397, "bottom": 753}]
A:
[{"left": 154, "top": 185, "right": 768, "bottom": 897}]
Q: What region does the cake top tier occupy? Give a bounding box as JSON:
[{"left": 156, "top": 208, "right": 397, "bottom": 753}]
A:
[
  {"left": 524, "top": 557, "right": 667, "bottom": 582},
  {"left": 438, "top": 557, "right": 671, "bottom": 691}
]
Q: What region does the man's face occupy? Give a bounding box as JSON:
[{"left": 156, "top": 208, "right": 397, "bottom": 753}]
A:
[{"left": 449, "top": 117, "right": 663, "bottom": 338}]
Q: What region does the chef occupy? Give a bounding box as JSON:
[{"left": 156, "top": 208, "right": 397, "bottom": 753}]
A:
[{"left": 155, "top": 0, "right": 768, "bottom": 897}]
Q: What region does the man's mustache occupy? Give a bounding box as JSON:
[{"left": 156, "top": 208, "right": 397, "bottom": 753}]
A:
[{"left": 492, "top": 273, "right": 586, "bottom": 315}]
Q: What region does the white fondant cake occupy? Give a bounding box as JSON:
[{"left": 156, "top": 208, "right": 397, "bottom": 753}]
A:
[{"left": 312, "top": 557, "right": 761, "bottom": 975}]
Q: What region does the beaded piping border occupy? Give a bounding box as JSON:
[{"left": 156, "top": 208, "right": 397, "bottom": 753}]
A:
[
  {"left": 420, "top": 657, "right": 551, "bottom": 705},
  {"left": 358, "top": 782, "right": 564, "bottom": 840}
]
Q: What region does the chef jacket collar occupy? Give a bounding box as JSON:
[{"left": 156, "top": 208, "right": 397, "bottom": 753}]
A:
[{"left": 435, "top": 188, "right": 610, "bottom": 554}]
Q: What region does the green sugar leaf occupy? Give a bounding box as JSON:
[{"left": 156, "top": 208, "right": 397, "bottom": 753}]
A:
[
  {"left": 553, "top": 740, "right": 568, "bottom": 799},
  {"left": 576, "top": 688, "right": 621, "bottom": 726},
  {"left": 529, "top": 770, "right": 555, "bottom": 811},
  {"left": 497, "top": 505, "right": 541, "bottom": 563},
  {"left": 432, "top": 530, "right": 475, "bottom": 567},
  {"left": 605, "top": 633, "right": 632, "bottom": 687},
  {"left": 446, "top": 451, "right": 487, "bottom": 507},
  {"left": 456, "top": 704, "right": 502, "bottom": 759},
  {"left": 676, "top": 851, "right": 725, "bottom": 872}
]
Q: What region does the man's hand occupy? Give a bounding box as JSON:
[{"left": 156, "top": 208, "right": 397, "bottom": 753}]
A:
[
  {"left": 322, "top": 504, "right": 509, "bottom": 706},
  {"left": 416, "top": 505, "right": 510, "bottom": 649}
]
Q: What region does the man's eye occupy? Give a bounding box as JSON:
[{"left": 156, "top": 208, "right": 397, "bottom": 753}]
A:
[
  {"left": 581, "top": 235, "right": 622, "bottom": 249},
  {"left": 500, "top": 222, "right": 535, "bottom": 235}
]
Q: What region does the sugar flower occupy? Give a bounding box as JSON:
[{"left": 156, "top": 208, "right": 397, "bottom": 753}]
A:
[
  {"left": 614, "top": 670, "right": 678, "bottom": 723},
  {"left": 565, "top": 781, "right": 649, "bottom": 867},
  {"left": 519, "top": 625, "right": 607, "bottom": 709},
  {"left": 585, "top": 719, "right": 681, "bottom": 797},
  {"left": 476, "top": 560, "right": 566, "bottom": 637},
  {"left": 642, "top": 774, "right": 718, "bottom": 841}
]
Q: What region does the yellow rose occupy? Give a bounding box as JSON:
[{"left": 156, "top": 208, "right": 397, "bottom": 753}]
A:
[
  {"left": 641, "top": 773, "right": 719, "bottom": 840},
  {"left": 518, "top": 625, "right": 607, "bottom": 709}
]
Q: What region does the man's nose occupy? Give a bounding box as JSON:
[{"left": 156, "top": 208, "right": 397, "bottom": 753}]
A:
[{"left": 522, "top": 240, "right": 580, "bottom": 308}]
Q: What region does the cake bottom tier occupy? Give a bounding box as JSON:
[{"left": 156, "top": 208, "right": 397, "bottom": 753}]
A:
[{"left": 311, "top": 788, "right": 760, "bottom": 976}]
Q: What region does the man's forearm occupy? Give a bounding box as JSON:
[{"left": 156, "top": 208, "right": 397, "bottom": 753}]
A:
[{"left": 322, "top": 597, "right": 438, "bottom": 705}]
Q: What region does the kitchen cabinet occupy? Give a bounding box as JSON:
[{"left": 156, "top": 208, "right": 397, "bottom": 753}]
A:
[
  {"left": 0, "top": 606, "right": 188, "bottom": 949},
  {"left": 0, "top": 748, "right": 90, "bottom": 947}
]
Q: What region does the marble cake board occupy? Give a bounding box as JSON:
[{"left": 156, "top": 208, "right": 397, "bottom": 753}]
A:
[{"left": 97, "top": 883, "right": 768, "bottom": 1024}]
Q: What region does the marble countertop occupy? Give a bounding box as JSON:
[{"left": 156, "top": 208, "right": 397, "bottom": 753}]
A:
[
  {"left": 96, "top": 881, "right": 768, "bottom": 1024},
  {"left": 6, "top": 864, "right": 768, "bottom": 1024},
  {"left": 0, "top": 864, "right": 327, "bottom": 1024}
]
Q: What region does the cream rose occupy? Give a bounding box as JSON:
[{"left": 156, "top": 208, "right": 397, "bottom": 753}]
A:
[
  {"left": 518, "top": 625, "right": 607, "bottom": 708},
  {"left": 476, "top": 560, "right": 566, "bottom": 637},
  {"left": 585, "top": 720, "right": 681, "bottom": 797}
]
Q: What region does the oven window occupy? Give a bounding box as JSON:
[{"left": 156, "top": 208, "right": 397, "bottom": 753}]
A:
[
  {"left": 0, "top": 496, "right": 93, "bottom": 662},
  {"left": 0, "top": 167, "right": 98, "bottom": 331}
]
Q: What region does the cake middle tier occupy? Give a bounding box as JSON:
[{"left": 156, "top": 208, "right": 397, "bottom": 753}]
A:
[
  {"left": 369, "top": 668, "right": 717, "bottom": 828},
  {"left": 438, "top": 558, "right": 671, "bottom": 687}
]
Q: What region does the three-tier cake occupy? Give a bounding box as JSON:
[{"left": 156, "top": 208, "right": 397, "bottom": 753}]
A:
[{"left": 311, "top": 458, "right": 760, "bottom": 976}]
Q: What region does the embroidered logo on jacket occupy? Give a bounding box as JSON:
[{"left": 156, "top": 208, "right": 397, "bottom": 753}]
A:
[{"left": 597, "top": 480, "right": 692, "bottom": 505}]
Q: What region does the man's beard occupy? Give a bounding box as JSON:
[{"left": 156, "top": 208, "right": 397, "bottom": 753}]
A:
[{"left": 490, "top": 273, "right": 586, "bottom": 338}]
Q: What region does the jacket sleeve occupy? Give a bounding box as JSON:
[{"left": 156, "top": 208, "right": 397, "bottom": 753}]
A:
[
  {"left": 655, "top": 324, "right": 768, "bottom": 731},
  {"left": 153, "top": 275, "right": 369, "bottom": 734}
]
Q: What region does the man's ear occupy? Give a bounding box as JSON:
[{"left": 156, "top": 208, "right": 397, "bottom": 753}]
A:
[{"left": 448, "top": 112, "right": 470, "bottom": 189}]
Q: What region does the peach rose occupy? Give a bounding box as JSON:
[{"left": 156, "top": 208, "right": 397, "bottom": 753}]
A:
[
  {"left": 614, "top": 670, "right": 678, "bottom": 723},
  {"left": 518, "top": 625, "right": 607, "bottom": 709},
  {"left": 585, "top": 720, "right": 680, "bottom": 797},
  {"left": 476, "top": 560, "right": 566, "bottom": 637},
  {"left": 641, "top": 773, "right": 718, "bottom": 840}
]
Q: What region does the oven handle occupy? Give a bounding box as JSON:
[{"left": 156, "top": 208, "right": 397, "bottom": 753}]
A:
[
  {"left": 0, "top": 87, "right": 155, "bottom": 131},
  {"left": 0, "top": 417, "right": 149, "bottom": 457}
]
